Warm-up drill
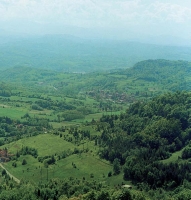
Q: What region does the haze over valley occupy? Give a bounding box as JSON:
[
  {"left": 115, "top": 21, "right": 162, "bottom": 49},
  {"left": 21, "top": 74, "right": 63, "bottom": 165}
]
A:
[{"left": 1, "top": 0, "right": 191, "bottom": 199}]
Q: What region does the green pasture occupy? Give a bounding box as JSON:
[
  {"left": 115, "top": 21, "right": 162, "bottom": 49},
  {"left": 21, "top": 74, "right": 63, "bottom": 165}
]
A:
[
  {"left": 3, "top": 134, "right": 76, "bottom": 156},
  {"left": 74, "top": 110, "right": 124, "bottom": 123},
  {"left": 10, "top": 153, "right": 110, "bottom": 183},
  {"left": 84, "top": 113, "right": 105, "bottom": 121},
  {"left": 2, "top": 133, "right": 113, "bottom": 183},
  {"left": 161, "top": 148, "right": 185, "bottom": 164},
  {"left": 3, "top": 155, "right": 43, "bottom": 181},
  {"left": 52, "top": 153, "right": 112, "bottom": 181},
  {"left": 46, "top": 95, "right": 64, "bottom": 101},
  {"left": 50, "top": 121, "right": 81, "bottom": 128},
  {"left": 73, "top": 113, "right": 103, "bottom": 123},
  {"left": 0, "top": 104, "right": 57, "bottom": 121},
  {"left": 0, "top": 106, "right": 26, "bottom": 119},
  {"left": 105, "top": 173, "right": 131, "bottom": 186},
  {"left": 2, "top": 132, "right": 99, "bottom": 159},
  {"left": 10, "top": 96, "right": 39, "bottom": 102}
]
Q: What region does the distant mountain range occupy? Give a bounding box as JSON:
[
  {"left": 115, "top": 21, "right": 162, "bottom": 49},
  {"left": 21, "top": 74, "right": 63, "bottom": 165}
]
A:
[{"left": 0, "top": 35, "right": 191, "bottom": 72}]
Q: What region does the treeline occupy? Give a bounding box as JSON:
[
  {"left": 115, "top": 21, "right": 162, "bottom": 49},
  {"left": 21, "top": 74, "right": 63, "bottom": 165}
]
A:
[
  {"left": 0, "top": 90, "right": 11, "bottom": 97},
  {"left": 124, "top": 153, "right": 191, "bottom": 189},
  {"left": 17, "top": 146, "right": 38, "bottom": 158},
  {"left": 0, "top": 172, "right": 145, "bottom": 200},
  {"left": 30, "top": 98, "right": 94, "bottom": 121},
  {"left": 1, "top": 170, "right": 191, "bottom": 199},
  {"left": 32, "top": 99, "right": 76, "bottom": 111},
  {"left": 0, "top": 82, "right": 12, "bottom": 97},
  {"left": 0, "top": 115, "right": 52, "bottom": 145},
  {"left": 96, "top": 91, "right": 191, "bottom": 190}
]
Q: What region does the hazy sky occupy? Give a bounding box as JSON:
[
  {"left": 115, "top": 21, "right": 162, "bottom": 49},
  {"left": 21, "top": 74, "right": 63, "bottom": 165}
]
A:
[{"left": 0, "top": 0, "right": 191, "bottom": 43}]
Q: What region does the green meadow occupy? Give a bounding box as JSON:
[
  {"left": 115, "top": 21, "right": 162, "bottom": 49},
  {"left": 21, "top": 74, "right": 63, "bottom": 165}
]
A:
[{"left": 2, "top": 133, "right": 118, "bottom": 184}]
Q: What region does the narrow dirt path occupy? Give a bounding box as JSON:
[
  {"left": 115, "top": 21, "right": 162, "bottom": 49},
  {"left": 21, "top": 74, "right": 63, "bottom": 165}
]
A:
[{"left": 0, "top": 163, "right": 20, "bottom": 183}]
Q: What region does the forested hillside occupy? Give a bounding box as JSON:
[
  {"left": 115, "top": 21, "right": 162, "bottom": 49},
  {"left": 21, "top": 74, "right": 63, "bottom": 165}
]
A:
[
  {"left": 97, "top": 91, "right": 191, "bottom": 198},
  {"left": 1, "top": 59, "right": 191, "bottom": 98},
  {"left": 1, "top": 59, "right": 191, "bottom": 123},
  {"left": 125, "top": 59, "right": 191, "bottom": 91}
]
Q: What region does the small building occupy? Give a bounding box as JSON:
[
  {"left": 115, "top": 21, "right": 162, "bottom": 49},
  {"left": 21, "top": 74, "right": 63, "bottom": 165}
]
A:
[{"left": 122, "top": 185, "right": 132, "bottom": 189}]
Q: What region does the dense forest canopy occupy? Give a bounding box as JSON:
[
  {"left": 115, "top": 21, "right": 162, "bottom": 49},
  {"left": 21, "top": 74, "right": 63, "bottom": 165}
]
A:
[{"left": 97, "top": 91, "right": 191, "bottom": 195}]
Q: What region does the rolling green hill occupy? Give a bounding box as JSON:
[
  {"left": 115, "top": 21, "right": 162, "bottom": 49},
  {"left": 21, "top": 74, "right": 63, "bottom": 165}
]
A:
[{"left": 1, "top": 59, "right": 191, "bottom": 96}]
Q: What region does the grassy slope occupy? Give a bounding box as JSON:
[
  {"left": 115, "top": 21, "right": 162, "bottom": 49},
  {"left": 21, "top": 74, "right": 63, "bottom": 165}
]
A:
[
  {"left": 1, "top": 134, "right": 117, "bottom": 183},
  {"left": 161, "top": 147, "right": 186, "bottom": 164},
  {"left": 4, "top": 134, "right": 76, "bottom": 156}
]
